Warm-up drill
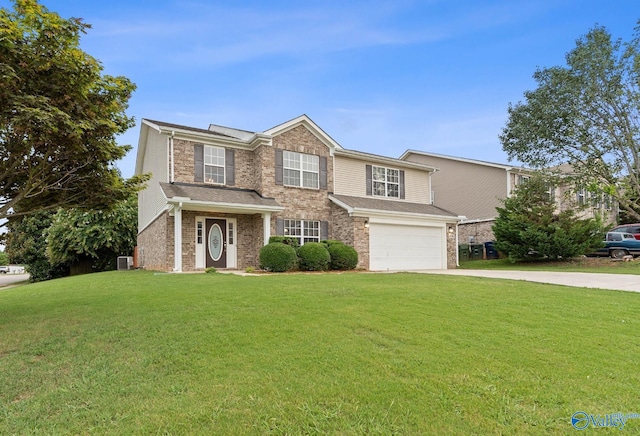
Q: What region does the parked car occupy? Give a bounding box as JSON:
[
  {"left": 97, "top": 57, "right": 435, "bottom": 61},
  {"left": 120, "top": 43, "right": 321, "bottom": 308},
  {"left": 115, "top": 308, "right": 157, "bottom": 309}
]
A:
[
  {"left": 610, "top": 223, "right": 640, "bottom": 240},
  {"left": 0, "top": 266, "right": 9, "bottom": 274},
  {"left": 589, "top": 232, "right": 640, "bottom": 259}
]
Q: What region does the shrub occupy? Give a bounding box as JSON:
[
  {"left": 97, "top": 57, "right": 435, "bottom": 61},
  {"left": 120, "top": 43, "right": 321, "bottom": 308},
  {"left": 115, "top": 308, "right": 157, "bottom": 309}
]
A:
[
  {"left": 327, "top": 243, "right": 359, "bottom": 270},
  {"left": 321, "top": 239, "right": 344, "bottom": 247},
  {"left": 268, "top": 236, "right": 300, "bottom": 249},
  {"left": 259, "top": 242, "right": 298, "bottom": 272},
  {"left": 205, "top": 267, "right": 217, "bottom": 274},
  {"left": 297, "top": 242, "right": 331, "bottom": 271}
]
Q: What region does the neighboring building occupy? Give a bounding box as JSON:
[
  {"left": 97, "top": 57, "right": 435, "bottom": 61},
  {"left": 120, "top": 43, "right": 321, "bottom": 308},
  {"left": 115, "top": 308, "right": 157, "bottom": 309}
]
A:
[
  {"left": 136, "top": 115, "right": 462, "bottom": 272},
  {"left": 400, "top": 151, "right": 616, "bottom": 244}
]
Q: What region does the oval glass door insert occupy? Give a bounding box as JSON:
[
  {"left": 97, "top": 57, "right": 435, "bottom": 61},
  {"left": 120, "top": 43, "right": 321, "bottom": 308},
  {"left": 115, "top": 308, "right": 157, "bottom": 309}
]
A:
[{"left": 208, "top": 224, "right": 223, "bottom": 261}]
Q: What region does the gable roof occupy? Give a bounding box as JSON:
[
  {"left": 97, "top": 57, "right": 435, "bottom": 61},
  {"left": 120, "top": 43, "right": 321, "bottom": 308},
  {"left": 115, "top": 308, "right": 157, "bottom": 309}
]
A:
[
  {"left": 336, "top": 148, "right": 438, "bottom": 172},
  {"left": 136, "top": 118, "right": 272, "bottom": 175},
  {"left": 264, "top": 114, "right": 344, "bottom": 152},
  {"left": 400, "top": 149, "right": 528, "bottom": 171},
  {"left": 329, "top": 194, "right": 460, "bottom": 220},
  {"left": 145, "top": 119, "right": 237, "bottom": 139}
]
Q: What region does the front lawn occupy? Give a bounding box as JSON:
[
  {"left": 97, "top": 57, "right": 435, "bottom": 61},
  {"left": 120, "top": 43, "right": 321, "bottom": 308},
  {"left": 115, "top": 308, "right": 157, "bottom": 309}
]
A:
[{"left": 1, "top": 271, "right": 639, "bottom": 434}]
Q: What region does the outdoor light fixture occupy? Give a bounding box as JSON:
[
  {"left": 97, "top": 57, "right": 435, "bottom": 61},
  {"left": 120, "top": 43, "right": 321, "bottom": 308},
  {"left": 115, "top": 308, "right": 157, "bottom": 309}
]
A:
[
  {"left": 364, "top": 219, "right": 369, "bottom": 228},
  {"left": 448, "top": 225, "right": 455, "bottom": 234}
]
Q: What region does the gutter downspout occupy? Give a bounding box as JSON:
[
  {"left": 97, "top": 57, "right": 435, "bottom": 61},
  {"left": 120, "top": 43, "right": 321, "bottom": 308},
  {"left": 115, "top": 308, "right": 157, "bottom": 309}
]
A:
[
  {"left": 169, "top": 131, "right": 175, "bottom": 184},
  {"left": 456, "top": 221, "right": 460, "bottom": 267}
]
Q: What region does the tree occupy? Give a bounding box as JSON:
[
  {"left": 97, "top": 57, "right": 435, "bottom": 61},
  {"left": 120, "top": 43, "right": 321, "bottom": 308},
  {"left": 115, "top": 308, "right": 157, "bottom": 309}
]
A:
[
  {"left": 500, "top": 23, "right": 640, "bottom": 220},
  {"left": 492, "top": 175, "right": 604, "bottom": 262},
  {"left": 5, "top": 211, "right": 69, "bottom": 282},
  {"left": 0, "top": 0, "right": 146, "bottom": 221},
  {"left": 46, "top": 194, "right": 138, "bottom": 272}
]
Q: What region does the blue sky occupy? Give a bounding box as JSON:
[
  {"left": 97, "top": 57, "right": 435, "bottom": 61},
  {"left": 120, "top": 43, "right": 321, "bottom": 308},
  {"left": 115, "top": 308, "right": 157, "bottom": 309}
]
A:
[{"left": 4, "top": 1, "right": 639, "bottom": 177}]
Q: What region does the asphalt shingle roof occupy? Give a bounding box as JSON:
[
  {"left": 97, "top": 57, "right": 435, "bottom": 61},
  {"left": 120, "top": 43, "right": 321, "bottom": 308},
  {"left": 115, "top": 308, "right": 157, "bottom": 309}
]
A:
[
  {"left": 330, "top": 194, "right": 458, "bottom": 217},
  {"left": 160, "top": 182, "right": 281, "bottom": 208}
]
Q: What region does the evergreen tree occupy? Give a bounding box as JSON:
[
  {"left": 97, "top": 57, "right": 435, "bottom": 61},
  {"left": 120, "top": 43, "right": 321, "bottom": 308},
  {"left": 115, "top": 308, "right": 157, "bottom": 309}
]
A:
[{"left": 493, "top": 175, "right": 604, "bottom": 262}]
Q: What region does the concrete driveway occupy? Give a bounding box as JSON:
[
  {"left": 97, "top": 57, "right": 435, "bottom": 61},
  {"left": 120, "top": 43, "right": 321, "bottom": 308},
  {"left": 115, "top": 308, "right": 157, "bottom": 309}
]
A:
[
  {"left": 0, "top": 273, "right": 30, "bottom": 288},
  {"left": 417, "top": 269, "right": 640, "bottom": 293}
]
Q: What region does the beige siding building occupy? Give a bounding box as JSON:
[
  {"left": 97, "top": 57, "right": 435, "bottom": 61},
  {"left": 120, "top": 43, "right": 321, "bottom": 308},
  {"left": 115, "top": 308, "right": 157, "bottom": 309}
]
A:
[{"left": 400, "top": 150, "right": 617, "bottom": 246}]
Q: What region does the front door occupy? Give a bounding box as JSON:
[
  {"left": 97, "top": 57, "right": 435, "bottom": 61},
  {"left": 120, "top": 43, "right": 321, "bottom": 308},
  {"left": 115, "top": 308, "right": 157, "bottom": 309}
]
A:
[{"left": 206, "top": 218, "right": 227, "bottom": 268}]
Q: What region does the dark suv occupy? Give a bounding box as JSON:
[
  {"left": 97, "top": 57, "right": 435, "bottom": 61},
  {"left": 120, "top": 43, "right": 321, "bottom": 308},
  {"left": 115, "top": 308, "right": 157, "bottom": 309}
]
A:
[{"left": 610, "top": 223, "right": 640, "bottom": 240}]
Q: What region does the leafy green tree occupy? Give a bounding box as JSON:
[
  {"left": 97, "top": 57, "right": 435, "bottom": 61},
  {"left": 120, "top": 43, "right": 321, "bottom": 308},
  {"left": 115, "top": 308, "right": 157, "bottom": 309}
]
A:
[
  {"left": 5, "top": 211, "right": 69, "bottom": 282},
  {"left": 493, "top": 175, "right": 604, "bottom": 262},
  {"left": 500, "top": 23, "right": 640, "bottom": 221},
  {"left": 0, "top": 250, "right": 8, "bottom": 266},
  {"left": 0, "top": 0, "right": 146, "bottom": 221},
  {"left": 46, "top": 195, "right": 138, "bottom": 272}
]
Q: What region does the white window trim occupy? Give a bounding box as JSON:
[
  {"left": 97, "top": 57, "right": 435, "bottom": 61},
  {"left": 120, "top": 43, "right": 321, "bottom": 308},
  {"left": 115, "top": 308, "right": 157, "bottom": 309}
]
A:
[
  {"left": 204, "top": 145, "right": 225, "bottom": 185},
  {"left": 283, "top": 150, "right": 319, "bottom": 189},
  {"left": 372, "top": 165, "right": 400, "bottom": 198},
  {"left": 284, "top": 219, "right": 320, "bottom": 245},
  {"left": 577, "top": 188, "right": 586, "bottom": 206}
]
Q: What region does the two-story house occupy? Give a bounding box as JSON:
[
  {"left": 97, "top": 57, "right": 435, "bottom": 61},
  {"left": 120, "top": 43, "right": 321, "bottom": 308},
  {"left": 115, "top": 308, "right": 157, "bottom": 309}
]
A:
[
  {"left": 400, "top": 150, "right": 617, "bottom": 244},
  {"left": 136, "top": 115, "right": 462, "bottom": 272}
]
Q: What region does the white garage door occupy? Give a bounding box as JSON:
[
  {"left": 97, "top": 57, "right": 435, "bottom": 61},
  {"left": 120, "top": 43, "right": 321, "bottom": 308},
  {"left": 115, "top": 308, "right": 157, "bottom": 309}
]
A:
[{"left": 369, "top": 223, "right": 444, "bottom": 271}]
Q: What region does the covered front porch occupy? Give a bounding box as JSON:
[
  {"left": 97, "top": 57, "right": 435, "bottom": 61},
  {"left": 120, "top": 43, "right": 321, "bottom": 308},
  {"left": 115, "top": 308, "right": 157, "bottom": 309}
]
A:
[{"left": 162, "top": 183, "right": 283, "bottom": 272}]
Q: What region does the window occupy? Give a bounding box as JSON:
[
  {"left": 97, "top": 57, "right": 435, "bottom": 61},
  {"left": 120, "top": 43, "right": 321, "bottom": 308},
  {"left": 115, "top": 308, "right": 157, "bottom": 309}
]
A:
[
  {"left": 372, "top": 166, "right": 400, "bottom": 198},
  {"left": 283, "top": 150, "right": 319, "bottom": 188},
  {"left": 228, "top": 222, "right": 234, "bottom": 245},
  {"left": 517, "top": 175, "right": 530, "bottom": 185},
  {"left": 608, "top": 233, "right": 622, "bottom": 242},
  {"left": 545, "top": 184, "right": 555, "bottom": 202},
  {"left": 577, "top": 188, "right": 586, "bottom": 206},
  {"left": 204, "top": 145, "right": 225, "bottom": 184},
  {"left": 197, "top": 221, "right": 203, "bottom": 244},
  {"left": 284, "top": 219, "right": 320, "bottom": 245}
]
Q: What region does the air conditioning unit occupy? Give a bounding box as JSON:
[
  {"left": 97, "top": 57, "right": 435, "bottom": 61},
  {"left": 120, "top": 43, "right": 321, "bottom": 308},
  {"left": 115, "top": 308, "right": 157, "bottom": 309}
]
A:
[{"left": 117, "top": 256, "right": 134, "bottom": 271}]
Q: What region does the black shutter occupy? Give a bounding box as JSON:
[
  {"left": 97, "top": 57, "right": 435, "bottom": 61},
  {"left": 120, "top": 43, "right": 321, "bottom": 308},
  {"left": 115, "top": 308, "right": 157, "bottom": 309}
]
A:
[
  {"left": 275, "top": 149, "right": 283, "bottom": 185},
  {"left": 194, "top": 144, "right": 204, "bottom": 182},
  {"left": 366, "top": 165, "right": 372, "bottom": 196},
  {"left": 319, "top": 156, "right": 327, "bottom": 190},
  {"left": 276, "top": 218, "right": 284, "bottom": 236},
  {"left": 320, "top": 221, "right": 329, "bottom": 241},
  {"left": 399, "top": 170, "right": 405, "bottom": 199},
  {"left": 225, "top": 149, "right": 235, "bottom": 186}
]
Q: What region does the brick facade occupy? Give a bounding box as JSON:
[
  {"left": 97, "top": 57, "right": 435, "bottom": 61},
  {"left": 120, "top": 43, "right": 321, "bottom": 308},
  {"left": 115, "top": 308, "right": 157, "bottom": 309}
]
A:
[
  {"left": 261, "top": 125, "right": 335, "bottom": 235},
  {"left": 330, "top": 203, "right": 369, "bottom": 269},
  {"left": 459, "top": 220, "right": 496, "bottom": 245},
  {"left": 446, "top": 222, "right": 457, "bottom": 268},
  {"left": 138, "top": 212, "right": 171, "bottom": 271},
  {"left": 138, "top": 117, "right": 459, "bottom": 272}
]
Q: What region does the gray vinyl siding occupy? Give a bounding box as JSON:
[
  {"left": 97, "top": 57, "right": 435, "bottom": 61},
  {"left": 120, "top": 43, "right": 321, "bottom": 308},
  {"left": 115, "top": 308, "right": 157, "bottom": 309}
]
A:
[
  {"left": 138, "top": 129, "right": 169, "bottom": 231},
  {"left": 405, "top": 154, "right": 505, "bottom": 220}
]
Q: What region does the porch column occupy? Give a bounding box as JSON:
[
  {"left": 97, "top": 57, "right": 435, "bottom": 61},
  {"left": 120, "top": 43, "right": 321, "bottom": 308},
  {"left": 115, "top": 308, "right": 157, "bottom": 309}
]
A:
[
  {"left": 174, "top": 204, "right": 182, "bottom": 272},
  {"left": 262, "top": 212, "right": 271, "bottom": 246}
]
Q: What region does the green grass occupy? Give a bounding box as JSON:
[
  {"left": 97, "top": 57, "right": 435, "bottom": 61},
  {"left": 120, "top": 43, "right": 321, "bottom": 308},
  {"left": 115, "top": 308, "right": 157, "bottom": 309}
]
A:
[
  {"left": 1, "top": 271, "right": 639, "bottom": 434},
  {"left": 461, "top": 257, "right": 640, "bottom": 274}
]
